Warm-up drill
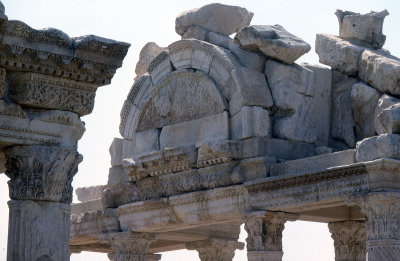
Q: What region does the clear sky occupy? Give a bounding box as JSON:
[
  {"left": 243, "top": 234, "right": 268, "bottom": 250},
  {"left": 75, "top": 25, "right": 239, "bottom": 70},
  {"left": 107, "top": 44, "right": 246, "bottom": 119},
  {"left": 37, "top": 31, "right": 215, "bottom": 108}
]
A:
[{"left": 0, "top": 0, "right": 399, "bottom": 260}]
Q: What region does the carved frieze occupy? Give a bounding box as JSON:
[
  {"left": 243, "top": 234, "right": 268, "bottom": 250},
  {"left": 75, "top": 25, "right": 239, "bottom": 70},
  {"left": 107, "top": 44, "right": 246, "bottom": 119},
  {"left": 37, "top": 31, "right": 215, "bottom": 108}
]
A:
[
  {"left": 9, "top": 72, "right": 98, "bottom": 116},
  {"left": 5, "top": 145, "right": 82, "bottom": 203},
  {"left": 197, "top": 140, "right": 240, "bottom": 168}
]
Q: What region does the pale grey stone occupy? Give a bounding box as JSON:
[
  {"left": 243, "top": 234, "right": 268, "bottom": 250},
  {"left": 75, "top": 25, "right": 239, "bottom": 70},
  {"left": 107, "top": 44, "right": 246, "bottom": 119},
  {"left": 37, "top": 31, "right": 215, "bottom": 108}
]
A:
[
  {"left": 136, "top": 70, "right": 227, "bottom": 131},
  {"left": 336, "top": 9, "right": 389, "bottom": 49},
  {"left": 265, "top": 60, "right": 316, "bottom": 143},
  {"left": 229, "top": 67, "right": 273, "bottom": 115},
  {"left": 236, "top": 156, "right": 276, "bottom": 181},
  {"left": 135, "top": 42, "right": 164, "bottom": 78},
  {"left": 331, "top": 71, "right": 357, "bottom": 148},
  {"left": 197, "top": 140, "right": 240, "bottom": 167},
  {"left": 75, "top": 185, "right": 107, "bottom": 202},
  {"left": 315, "top": 34, "right": 364, "bottom": 76},
  {"left": 231, "top": 106, "right": 271, "bottom": 140},
  {"left": 303, "top": 64, "right": 332, "bottom": 146},
  {"left": 377, "top": 104, "right": 400, "bottom": 134},
  {"left": 206, "top": 31, "right": 233, "bottom": 49},
  {"left": 358, "top": 49, "right": 400, "bottom": 96},
  {"left": 175, "top": 3, "right": 253, "bottom": 36},
  {"left": 374, "top": 94, "right": 400, "bottom": 135},
  {"left": 230, "top": 43, "right": 266, "bottom": 72},
  {"left": 168, "top": 40, "right": 193, "bottom": 70},
  {"left": 122, "top": 129, "right": 160, "bottom": 160},
  {"left": 182, "top": 25, "right": 209, "bottom": 40},
  {"left": 241, "top": 137, "right": 315, "bottom": 160},
  {"left": 234, "top": 25, "right": 311, "bottom": 64},
  {"left": 356, "top": 134, "right": 400, "bottom": 162},
  {"left": 147, "top": 51, "right": 173, "bottom": 85},
  {"left": 314, "top": 146, "right": 333, "bottom": 155},
  {"left": 107, "top": 166, "right": 128, "bottom": 187},
  {"left": 71, "top": 199, "right": 103, "bottom": 215},
  {"left": 160, "top": 112, "right": 229, "bottom": 149},
  {"left": 351, "top": 82, "right": 380, "bottom": 139},
  {"left": 109, "top": 138, "right": 123, "bottom": 167},
  {"left": 270, "top": 149, "right": 356, "bottom": 176}
]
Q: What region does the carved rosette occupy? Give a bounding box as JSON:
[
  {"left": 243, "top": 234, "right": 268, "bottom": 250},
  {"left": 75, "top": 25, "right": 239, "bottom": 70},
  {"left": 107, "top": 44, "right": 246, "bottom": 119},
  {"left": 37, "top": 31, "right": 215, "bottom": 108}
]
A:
[
  {"left": 101, "top": 232, "right": 157, "bottom": 261},
  {"left": 348, "top": 192, "right": 400, "bottom": 261},
  {"left": 245, "top": 211, "right": 298, "bottom": 261},
  {"left": 328, "top": 221, "right": 366, "bottom": 261},
  {"left": 186, "top": 238, "right": 244, "bottom": 261},
  {"left": 5, "top": 145, "right": 82, "bottom": 203}
]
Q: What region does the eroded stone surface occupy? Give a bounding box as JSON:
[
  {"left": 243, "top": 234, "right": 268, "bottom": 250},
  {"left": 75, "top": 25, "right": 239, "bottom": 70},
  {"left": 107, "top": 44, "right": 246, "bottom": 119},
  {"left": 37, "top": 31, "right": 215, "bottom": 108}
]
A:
[
  {"left": 235, "top": 25, "right": 311, "bottom": 64},
  {"left": 75, "top": 185, "right": 107, "bottom": 203},
  {"left": 356, "top": 134, "right": 400, "bottom": 162},
  {"left": 175, "top": 3, "right": 253, "bottom": 36},
  {"left": 336, "top": 9, "right": 389, "bottom": 49},
  {"left": 135, "top": 42, "right": 165, "bottom": 78},
  {"left": 374, "top": 94, "right": 400, "bottom": 135}
]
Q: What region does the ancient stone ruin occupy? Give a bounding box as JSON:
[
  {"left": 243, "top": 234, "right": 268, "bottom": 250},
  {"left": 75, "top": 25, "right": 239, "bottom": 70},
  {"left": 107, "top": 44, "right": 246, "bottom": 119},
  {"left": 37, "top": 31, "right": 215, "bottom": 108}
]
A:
[{"left": 1, "top": 1, "right": 400, "bottom": 261}]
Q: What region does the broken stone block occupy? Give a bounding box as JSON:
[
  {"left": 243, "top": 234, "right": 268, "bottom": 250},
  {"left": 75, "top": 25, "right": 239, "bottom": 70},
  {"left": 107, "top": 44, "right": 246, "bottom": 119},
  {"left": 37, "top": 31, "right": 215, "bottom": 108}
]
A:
[
  {"left": 182, "top": 25, "right": 209, "bottom": 40},
  {"left": 356, "top": 134, "right": 400, "bottom": 162},
  {"left": 351, "top": 82, "right": 380, "bottom": 139},
  {"left": 234, "top": 25, "right": 311, "bottom": 64},
  {"left": 236, "top": 156, "right": 276, "bottom": 181},
  {"left": 229, "top": 43, "right": 266, "bottom": 72},
  {"left": 377, "top": 104, "right": 400, "bottom": 134},
  {"left": 159, "top": 112, "right": 229, "bottom": 149},
  {"left": 175, "top": 3, "right": 253, "bottom": 36},
  {"left": 265, "top": 60, "right": 316, "bottom": 143},
  {"left": 303, "top": 64, "right": 332, "bottom": 146},
  {"left": 75, "top": 185, "right": 107, "bottom": 202},
  {"left": 109, "top": 138, "right": 123, "bottom": 167},
  {"left": 122, "top": 129, "right": 160, "bottom": 160},
  {"left": 231, "top": 106, "right": 271, "bottom": 140},
  {"left": 147, "top": 50, "right": 173, "bottom": 85},
  {"left": 107, "top": 166, "right": 128, "bottom": 187},
  {"left": 135, "top": 42, "right": 164, "bottom": 78},
  {"left": 358, "top": 49, "right": 400, "bottom": 96},
  {"left": 315, "top": 34, "right": 364, "bottom": 76},
  {"left": 374, "top": 94, "right": 400, "bottom": 135},
  {"left": 331, "top": 71, "right": 357, "bottom": 148},
  {"left": 206, "top": 31, "right": 233, "bottom": 49},
  {"left": 335, "top": 9, "right": 389, "bottom": 49},
  {"left": 197, "top": 140, "right": 240, "bottom": 167}
]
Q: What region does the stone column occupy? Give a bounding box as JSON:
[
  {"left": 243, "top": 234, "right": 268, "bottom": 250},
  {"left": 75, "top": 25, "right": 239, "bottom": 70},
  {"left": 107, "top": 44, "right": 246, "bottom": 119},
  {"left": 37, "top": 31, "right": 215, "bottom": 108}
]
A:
[
  {"left": 186, "top": 238, "right": 244, "bottom": 261},
  {"left": 102, "top": 232, "right": 157, "bottom": 261},
  {"left": 245, "top": 211, "right": 298, "bottom": 261},
  {"left": 328, "top": 221, "right": 366, "bottom": 261},
  {"left": 349, "top": 192, "right": 400, "bottom": 261},
  {"left": 5, "top": 145, "right": 82, "bottom": 261}
]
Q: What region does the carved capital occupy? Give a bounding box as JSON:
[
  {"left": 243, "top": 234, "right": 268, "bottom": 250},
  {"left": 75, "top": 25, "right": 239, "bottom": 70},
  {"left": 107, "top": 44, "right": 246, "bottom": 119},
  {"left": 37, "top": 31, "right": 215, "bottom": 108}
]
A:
[
  {"left": 5, "top": 145, "right": 82, "bottom": 203},
  {"left": 328, "top": 221, "right": 366, "bottom": 261},
  {"left": 186, "top": 238, "right": 244, "bottom": 261},
  {"left": 244, "top": 211, "right": 298, "bottom": 252},
  {"left": 100, "top": 232, "right": 157, "bottom": 261}
]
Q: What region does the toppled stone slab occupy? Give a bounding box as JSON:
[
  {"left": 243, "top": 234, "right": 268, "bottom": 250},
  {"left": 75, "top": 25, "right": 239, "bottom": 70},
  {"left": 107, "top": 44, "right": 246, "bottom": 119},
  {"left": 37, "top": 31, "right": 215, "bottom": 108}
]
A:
[
  {"left": 315, "top": 34, "right": 364, "bottom": 76},
  {"left": 374, "top": 94, "right": 400, "bottom": 135},
  {"left": 331, "top": 71, "right": 357, "bottom": 148},
  {"left": 175, "top": 3, "right": 253, "bottom": 36},
  {"left": 356, "top": 134, "right": 400, "bottom": 162},
  {"left": 377, "top": 104, "right": 400, "bottom": 134},
  {"left": 75, "top": 185, "right": 107, "bottom": 203},
  {"left": 135, "top": 42, "right": 164, "bottom": 78},
  {"left": 270, "top": 149, "right": 356, "bottom": 176},
  {"left": 358, "top": 49, "right": 400, "bottom": 96},
  {"left": 234, "top": 25, "right": 311, "bottom": 64},
  {"left": 182, "top": 25, "right": 209, "bottom": 40},
  {"left": 265, "top": 60, "right": 316, "bottom": 143},
  {"left": 351, "top": 82, "right": 380, "bottom": 139},
  {"left": 335, "top": 9, "right": 389, "bottom": 49}
]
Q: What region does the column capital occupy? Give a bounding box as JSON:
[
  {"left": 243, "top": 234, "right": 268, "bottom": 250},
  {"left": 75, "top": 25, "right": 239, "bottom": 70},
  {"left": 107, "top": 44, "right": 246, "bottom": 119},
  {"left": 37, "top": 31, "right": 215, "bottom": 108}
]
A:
[
  {"left": 186, "top": 238, "right": 244, "bottom": 261},
  {"left": 5, "top": 145, "right": 82, "bottom": 203},
  {"left": 100, "top": 232, "right": 157, "bottom": 261},
  {"left": 328, "top": 221, "right": 366, "bottom": 261}
]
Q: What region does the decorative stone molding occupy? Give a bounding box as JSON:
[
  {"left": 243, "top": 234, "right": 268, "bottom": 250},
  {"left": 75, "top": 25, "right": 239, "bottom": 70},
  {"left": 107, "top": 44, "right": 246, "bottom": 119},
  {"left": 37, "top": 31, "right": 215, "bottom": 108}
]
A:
[
  {"left": 348, "top": 192, "right": 400, "bottom": 261},
  {"left": 9, "top": 72, "right": 98, "bottom": 116},
  {"left": 186, "top": 238, "right": 244, "bottom": 261},
  {"left": 245, "top": 211, "right": 298, "bottom": 261},
  {"left": 328, "top": 221, "right": 366, "bottom": 261},
  {"left": 100, "top": 232, "right": 157, "bottom": 261},
  {"left": 5, "top": 145, "right": 82, "bottom": 203}
]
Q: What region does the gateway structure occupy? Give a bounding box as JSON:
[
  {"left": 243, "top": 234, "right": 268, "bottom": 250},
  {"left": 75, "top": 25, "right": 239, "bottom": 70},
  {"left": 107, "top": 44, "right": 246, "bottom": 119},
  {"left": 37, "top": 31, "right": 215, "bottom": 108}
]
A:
[{"left": 69, "top": 4, "right": 400, "bottom": 261}]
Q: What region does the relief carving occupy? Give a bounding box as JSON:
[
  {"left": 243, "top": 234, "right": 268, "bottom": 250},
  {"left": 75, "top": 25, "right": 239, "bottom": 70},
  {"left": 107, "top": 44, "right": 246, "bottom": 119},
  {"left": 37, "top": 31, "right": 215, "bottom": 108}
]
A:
[{"left": 186, "top": 238, "right": 244, "bottom": 261}]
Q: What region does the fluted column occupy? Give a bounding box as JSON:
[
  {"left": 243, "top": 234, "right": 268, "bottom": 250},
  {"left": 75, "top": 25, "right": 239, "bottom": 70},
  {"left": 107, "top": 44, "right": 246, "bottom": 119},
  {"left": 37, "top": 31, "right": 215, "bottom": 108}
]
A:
[
  {"left": 5, "top": 145, "right": 82, "bottom": 261},
  {"left": 101, "top": 232, "right": 157, "bottom": 261},
  {"left": 328, "top": 221, "right": 366, "bottom": 261},
  {"left": 186, "top": 238, "right": 244, "bottom": 261},
  {"left": 245, "top": 211, "right": 298, "bottom": 261},
  {"left": 349, "top": 192, "right": 400, "bottom": 261}
]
